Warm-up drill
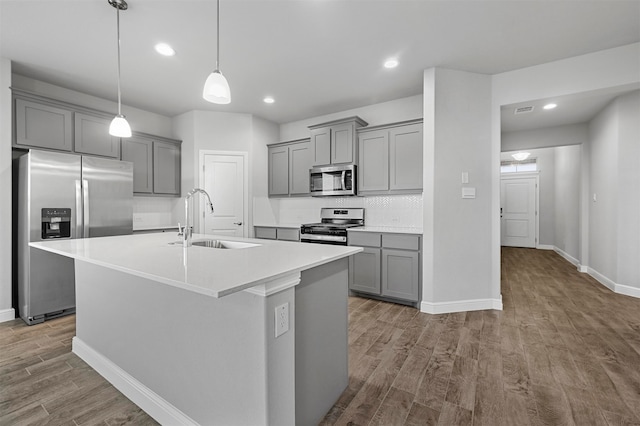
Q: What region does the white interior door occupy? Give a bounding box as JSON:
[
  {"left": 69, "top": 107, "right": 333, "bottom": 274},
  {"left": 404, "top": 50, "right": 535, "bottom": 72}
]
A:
[
  {"left": 501, "top": 176, "right": 537, "bottom": 248},
  {"left": 202, "top": 153, "right": 246, "bottom": 237}
]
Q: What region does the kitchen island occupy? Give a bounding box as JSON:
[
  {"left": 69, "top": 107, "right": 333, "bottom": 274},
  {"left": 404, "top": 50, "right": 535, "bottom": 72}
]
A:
[{"left": 30, "top": 233, "right": 361, "bottom": 426}]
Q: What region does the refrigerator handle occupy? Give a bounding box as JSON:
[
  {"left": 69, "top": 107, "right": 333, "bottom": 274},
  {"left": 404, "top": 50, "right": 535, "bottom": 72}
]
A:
[
  {"left": 82, "top": 179, "right": 89, "bottom": 238},
  {"left": 75, "top": 180, "right": 83, "bottom": 238}
]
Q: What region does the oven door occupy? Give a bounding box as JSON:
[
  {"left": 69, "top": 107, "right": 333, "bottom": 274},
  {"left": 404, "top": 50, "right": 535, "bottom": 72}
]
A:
[
  {"left": 309, "top": 165, "right": 356, "bottom": 197},
  {"left": 300, "top": 233, "right": 347, "bottom": 245}
]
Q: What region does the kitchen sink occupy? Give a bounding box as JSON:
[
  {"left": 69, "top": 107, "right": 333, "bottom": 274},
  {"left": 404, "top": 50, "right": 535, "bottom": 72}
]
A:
[{"left": 169, "top": 239, "right": 260, "bottom": 249}]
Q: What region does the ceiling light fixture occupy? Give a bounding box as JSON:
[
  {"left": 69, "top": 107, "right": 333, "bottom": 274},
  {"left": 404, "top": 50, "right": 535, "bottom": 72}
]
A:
[
  {"left": 263, "top": 97, "right": 275, "bottom": 104},
  {"left": 155, "top": 42, "right": 175, "bottom": 57},
  {"left": 511, "top": 152, "right": 531, "bottom": 161},
  {"left": 543, "top": 103, "right": 557, "bottom": 110},
  {"left": 203, "top": 0, "right": 231, "bottom": 104},
  {"left": 384, "top": 59, "right": 398, "bottom": 69},
  {"left": 108, "top": 0, "right": 132, "bottom": 138}
]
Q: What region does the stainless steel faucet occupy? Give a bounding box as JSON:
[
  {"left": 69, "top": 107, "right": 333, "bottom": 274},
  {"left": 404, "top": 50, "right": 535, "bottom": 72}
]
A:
[{"left": 182, "top": 188, "right": 215, "bottom": 248}]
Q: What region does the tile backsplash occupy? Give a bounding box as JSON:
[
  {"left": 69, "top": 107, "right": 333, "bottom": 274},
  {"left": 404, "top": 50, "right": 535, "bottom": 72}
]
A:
[
  {"left": 277, "top": 194, "right": 423, "bottom": 227},
  {"left": 133, "top": 197, "right": 176, "bottom": 229}
]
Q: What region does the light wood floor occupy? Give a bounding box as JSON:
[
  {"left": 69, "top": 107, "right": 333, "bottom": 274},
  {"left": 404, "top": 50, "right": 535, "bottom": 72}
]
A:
[{"left": 2, "top": 247, "right": 639, "bottom": 425}]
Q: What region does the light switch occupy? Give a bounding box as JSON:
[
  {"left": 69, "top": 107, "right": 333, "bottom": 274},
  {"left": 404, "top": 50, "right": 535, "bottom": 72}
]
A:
[
  {"left": 593, "top": 193, "right": 597, "bottom": 202},
  {"left": 461, "top": 172, "right": 469, "bottom": 184},
  {"left": 462, "top": 187, "right": 476, "bottom": 199}
]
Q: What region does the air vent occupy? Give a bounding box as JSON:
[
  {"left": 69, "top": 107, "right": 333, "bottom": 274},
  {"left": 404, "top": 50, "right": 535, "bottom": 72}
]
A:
[{"left": 514, "top": 106, "right": 534, "bottom": 114}]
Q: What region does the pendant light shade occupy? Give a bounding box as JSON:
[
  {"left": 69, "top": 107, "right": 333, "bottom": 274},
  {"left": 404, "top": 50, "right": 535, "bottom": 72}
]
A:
[
  {"left": 109, "top": 114, "right": 132, "bottom": 137},
  {"left": 108, "top": 0, "right": 132, "bottom": 137},
  {"left": 203, "top": 0, "right": 231, "bottom": 104},
  {"left": 203, "top": 70, "right": 231, "bottom": 104}
]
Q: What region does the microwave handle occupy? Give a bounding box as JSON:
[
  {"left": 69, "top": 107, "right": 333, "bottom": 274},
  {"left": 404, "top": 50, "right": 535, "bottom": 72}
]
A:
[{"left": 341, "top": 171, "right": 346, "bottom": 190}]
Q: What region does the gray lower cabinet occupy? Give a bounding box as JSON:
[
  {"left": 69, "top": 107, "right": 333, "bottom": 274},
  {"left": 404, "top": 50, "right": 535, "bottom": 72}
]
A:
[
  {"left": 14, "top": 98, "right": 73, "bottom": 151},
  {"left": 74, "top": 112, "right": 120, "bottom": 158},
  {"left": 357, "top": 119, "right": 423, "bottom": 194},
  {"left": 268, "top": 139, "right": 311, "bottom": 197},
  {"left": 348, "top": 231, "right": 421, "bottom": 304},
  {"left": 254, "top": 226, "right": 300, "bottom": 241},
  {"left": 121, "top": 133, "right": 181, "bottom": 196}
]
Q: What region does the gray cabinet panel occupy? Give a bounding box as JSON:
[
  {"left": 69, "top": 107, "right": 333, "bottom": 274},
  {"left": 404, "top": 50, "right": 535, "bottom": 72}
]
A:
[
  {"left": 277, "top": 228, "right": 300, "bottom": 241},
  {"left": 268, "top": 146, "right": 289, "bottom": 196},
  {"left": 311, "top": 127, "right": 331, "bottom": 166},
  {"left": 382, "top": 249, "right": 419, "bottom": 301},
  {"left": 153, "top": 141, "right": 180, "bottom": 195},
  {"left": 348, "top": 232, "right": 381, "bottom": 248},
  {"left": 349, "top": 247, "right": 381, "bottom": 295},
  {"left": 289, "top": 141, "right": 311, "bottom": 195},
  {"left": 74, "top": 113, "right": 120, "bottom": 158},
  {"left": 15, "top": 98, "right": 73, "bottom": 151},
  {"left": 255, "top": 227, "right": 277, "bottom": 239},
  {"left": 382, "top": 234, "right": 420, "bottom": 251},
  {"left": 389, "top": 123, "right": 423, "bottom": 191},
  {"left": 331, "top": 122, "right": 355, "bottom": 164},
  {"left": 358, "top": 130, "right": 389, "bottom": 192},
  {"left": 121, "top": 136, "right": 153, "bottom": 193}
]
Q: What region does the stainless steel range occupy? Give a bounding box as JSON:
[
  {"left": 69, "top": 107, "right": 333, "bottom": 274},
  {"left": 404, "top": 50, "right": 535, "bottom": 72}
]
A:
[{"left": 300, "top": 208, "right": 364, "bottom": 245}]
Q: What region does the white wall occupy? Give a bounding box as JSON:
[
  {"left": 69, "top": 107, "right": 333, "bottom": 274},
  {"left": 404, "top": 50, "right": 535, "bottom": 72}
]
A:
[
  {"left": 0, "top": 58, "right": 13, "bottom": 321},
  {"left": 502, "top": 123, "right": 588, "bottom": 152},
  {"left": 554, "top": 145, "right": 581, "bottom": 262},
  {"left": 423, "top": 68, "right": 496, "bottom": 311}
]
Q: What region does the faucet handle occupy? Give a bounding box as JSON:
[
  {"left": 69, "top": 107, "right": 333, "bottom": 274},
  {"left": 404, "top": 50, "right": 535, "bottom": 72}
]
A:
[{"left": 177, "top": 222, "right": 183, "bottom": 236}]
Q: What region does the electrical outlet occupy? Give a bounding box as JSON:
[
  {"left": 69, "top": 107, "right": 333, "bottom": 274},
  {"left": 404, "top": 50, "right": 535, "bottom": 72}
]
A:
[{"left": 275, "top": 303, "right": 289, "bottom": 338}]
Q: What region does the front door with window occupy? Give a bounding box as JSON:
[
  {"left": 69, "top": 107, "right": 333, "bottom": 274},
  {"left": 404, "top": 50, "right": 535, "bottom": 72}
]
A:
[{"left": 500, "top": 176, "right": 537, "bottom": 248}]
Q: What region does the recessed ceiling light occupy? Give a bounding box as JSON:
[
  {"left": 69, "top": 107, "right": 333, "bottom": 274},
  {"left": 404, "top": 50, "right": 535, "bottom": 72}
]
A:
[
  {"left": 543, "top": 103, "right": 557, "bottom": 110},
  {"left": 263, "top": 97, "right": 275, "bottom": 104},
  {"left": 384, "top": 59, "right": 398, "bottom": 69},
  {"left": 154, "top": 43, "right": 175, "bottom": 56}
]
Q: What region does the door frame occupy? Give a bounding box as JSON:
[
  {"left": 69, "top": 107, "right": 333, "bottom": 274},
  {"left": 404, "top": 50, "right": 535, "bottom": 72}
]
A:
[
  {"left": 198, "top": 150, "right": 249, "bottom": 237},
  {"left": 500, "top": 172, "right": 540, "bottom": 248}
]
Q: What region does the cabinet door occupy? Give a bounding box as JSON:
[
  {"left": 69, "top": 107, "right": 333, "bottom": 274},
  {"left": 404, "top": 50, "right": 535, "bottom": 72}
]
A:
[
  {"left": 382, "top": 249, "right": 419, "bottom": 301},
  {"left": 268, "top": 146, "right": 289, "bottom": 196},
  {"left": 74, "top": 112, "right": 120, "bottom": 158},
  {"left": 358, "top": 130, "right": 389, "bottom": 192},
  {"left": 153, "top": 141, "right": 181, "bottom": 195},
  {"left": 121, "top": 136, "right": 153, "bottom": 193},
  {"left": 255, "top": 227, "right": 277, "bottom": 239},
  {"left": 331, "top": 122, "right": 355, "bottom": 164},
  {"left": 389, "top": 123, "right": 423, "bottom": 191},
  {"left": 289, "top": 141, "right": 312, "bottom": 195},
  {"left": 276, "top": 228, "right": 300, "bottom": 241},
  {"left": 15, "top": 98, "right": 73, "bottom": 151},
  {"left": 310, "top": 127, "right": 331, "bottom": 166},
  {"left": 349, "top": 247, "right": 381, "bottom": 295}
]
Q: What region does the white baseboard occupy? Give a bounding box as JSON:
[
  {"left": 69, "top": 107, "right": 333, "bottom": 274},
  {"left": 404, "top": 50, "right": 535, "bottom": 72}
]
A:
[
  {"left": 537, "top": 244, "right": 554, "bottom": 250},
  {"left": 552, "top": 247, "right": 580, "bottom": 267},
  {"left": 0, "top": 308, "right": 15, "bottom": 323},
  {"left": 578, "top": 264, "right": 589, "bottom": 273},
  {"left": 420, "top": 297, "right": 503, "bottom": 314},
  {"left": 72, "top": 337, "right": 198, "bottom": 426},
  {"left": 587, "top": 267, "right": 640, "bottom": 299}
]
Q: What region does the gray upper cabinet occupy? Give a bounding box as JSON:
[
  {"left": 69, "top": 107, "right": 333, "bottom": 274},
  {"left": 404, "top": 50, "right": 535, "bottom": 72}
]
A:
[
  {"left": 74, "top": 112, "right": 120, "bottom": 158},
  {"left": 268, "top": 138, "right": 311, "bottom": 197},
  {"left": 153, "top": 140, "right": 181, "bottom": 195},
  {"left": 358, "top": 119, "right": 423, "bottom": 195},
  {"left": 14, "top": 98, "right": 73, "bottom": 151},
  {"left": 308, "top": 116, "right": 367, "bottom": 167},
  {"left": 121, "top": 136, "right": 153, "bottom": 193}
]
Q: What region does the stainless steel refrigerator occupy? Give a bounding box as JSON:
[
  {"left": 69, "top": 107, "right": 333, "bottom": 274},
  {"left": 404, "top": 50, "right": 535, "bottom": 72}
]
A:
[{"left": 16, "top": 149, "right": 133, "bottom": 325}]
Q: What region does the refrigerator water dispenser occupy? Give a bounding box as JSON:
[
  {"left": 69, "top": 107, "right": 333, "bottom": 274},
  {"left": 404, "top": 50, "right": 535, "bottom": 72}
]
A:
[{"left": 41, "top": 208, "right": 71, "bottom": 239}]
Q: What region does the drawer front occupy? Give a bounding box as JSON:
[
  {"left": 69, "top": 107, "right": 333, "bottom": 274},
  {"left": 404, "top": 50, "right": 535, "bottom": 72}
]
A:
[
  {"left": 382, "top": 234, "right": 420, "bottom": 250},
  {"left": 277, "top": 228, "right": 300, "bottom": 242},
  {"left": 348, "top": 232, "right": 381, "bottom": 248},
  {"left": 255, "top": 227, "right": 277, "bottom": 240}
]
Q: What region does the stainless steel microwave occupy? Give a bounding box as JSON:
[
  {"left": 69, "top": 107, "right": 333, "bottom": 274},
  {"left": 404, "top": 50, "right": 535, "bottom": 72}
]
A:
[{"left": 310, "top": 164, "right": 357, "bottom": 197}]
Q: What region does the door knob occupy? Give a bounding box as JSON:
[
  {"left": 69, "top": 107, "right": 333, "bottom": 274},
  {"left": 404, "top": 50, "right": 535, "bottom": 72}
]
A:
[{"left": 233, "top": 222, "right": 243, "bottom": 226}]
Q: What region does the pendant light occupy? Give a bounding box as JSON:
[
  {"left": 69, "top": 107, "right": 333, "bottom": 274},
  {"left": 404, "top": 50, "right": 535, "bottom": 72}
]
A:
[
  {"left": 108, "top": 0, "right": 132, "bottom": 137},
  {"left": 203, "top": 0, "right": 231, "bottom": 104}
]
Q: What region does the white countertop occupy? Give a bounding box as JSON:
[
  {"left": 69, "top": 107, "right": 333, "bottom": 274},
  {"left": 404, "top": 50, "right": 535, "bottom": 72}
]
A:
[
  {"left": 349, "top": 226, "right": 423, "bottom": 235},
  {"left": 30, "top": 233, "right": 361, "bottom": 298}
]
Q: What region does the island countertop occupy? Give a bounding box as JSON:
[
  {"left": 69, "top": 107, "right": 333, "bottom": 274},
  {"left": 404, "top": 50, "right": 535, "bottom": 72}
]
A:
[{"left": 30, "top": 233, "right": 361, "bottom": 298}]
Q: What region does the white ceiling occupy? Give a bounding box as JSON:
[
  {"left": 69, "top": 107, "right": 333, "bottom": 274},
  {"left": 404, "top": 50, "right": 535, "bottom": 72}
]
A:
[{"left": 1, "top": 0, "right": 639, "bottom": 127}]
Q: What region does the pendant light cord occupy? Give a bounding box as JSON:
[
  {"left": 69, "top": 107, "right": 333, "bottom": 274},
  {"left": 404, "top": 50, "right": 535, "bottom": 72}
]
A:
[
  {"left": 116, "top": 5, "right": 123, "bottom": 115},
  {"left": 216, "top": 0, "right": 220, "bottom": 71}
]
